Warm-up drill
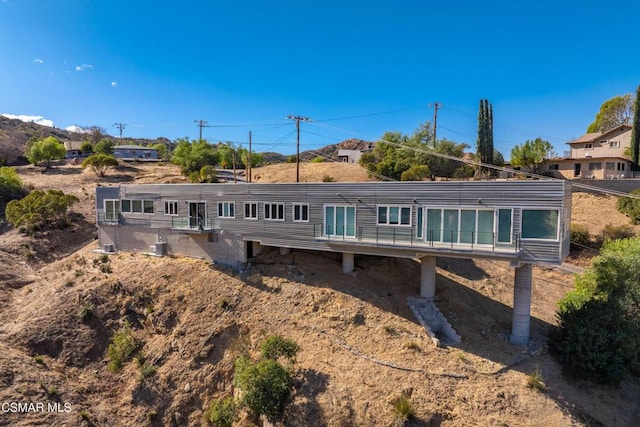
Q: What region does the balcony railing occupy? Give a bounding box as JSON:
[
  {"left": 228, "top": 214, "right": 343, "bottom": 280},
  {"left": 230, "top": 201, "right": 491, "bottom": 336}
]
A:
[
  {"left": 313, "top": 224, "right": 520, "bottom": 254},
  {"left": 171, "top": 216, "right": 215, "bottom": 231}
]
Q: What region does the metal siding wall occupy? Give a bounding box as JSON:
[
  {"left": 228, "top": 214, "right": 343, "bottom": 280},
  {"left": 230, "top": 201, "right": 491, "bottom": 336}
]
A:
[
  {"left": 96, "top": 187, "right": 120, "bottom": 210},
  {"left": 105, "top": 180, "right": 569, "bottom": 265}
]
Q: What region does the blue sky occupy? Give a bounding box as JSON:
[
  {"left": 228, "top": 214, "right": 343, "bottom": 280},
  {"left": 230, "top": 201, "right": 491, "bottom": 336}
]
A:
[{"left": 1, "top": 1, "right": 639, "bottom": 158}]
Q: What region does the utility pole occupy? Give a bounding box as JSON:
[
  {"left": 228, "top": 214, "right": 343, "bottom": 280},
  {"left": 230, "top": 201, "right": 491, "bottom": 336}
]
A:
[
  {"left": 429, "top": 102, "right": 441, "bottom": 144},
  {"left": 113, "top": 122, "right": 126, "bottom": 139},
  {"left": 232, "top": 149, "right": 237, "bottom": 183},
  {"left": 286, "top": 115, "right": 311, "bottom": 182},
  {"left": 248, "top": 131, "right": 252, "bottom": 183},
  {"left": 193, "top": 119, "right": 208, "bottom": 141}
]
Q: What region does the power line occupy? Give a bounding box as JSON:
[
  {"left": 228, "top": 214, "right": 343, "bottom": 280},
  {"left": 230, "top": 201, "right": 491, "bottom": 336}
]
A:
[
  {"left": 430, "top": 102, "right": 441, "bottom": 144},
  {"left": 287, "top": 115, "right": 312, "bottom": 183},
  {"left": 314, "top": 105, "right": 424, "bottom": 123},
  {"left": 194, "top": 119, "right": 208, "bottom": 141}
]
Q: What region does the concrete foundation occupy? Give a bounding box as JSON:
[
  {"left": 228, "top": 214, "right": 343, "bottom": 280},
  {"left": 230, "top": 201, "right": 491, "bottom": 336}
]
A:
[
  {"left": 420, "top": 256, "right": 436, "bottom": 299},
  {"left": 510, "top": 263, "right": 533, "bottom": 347},
  {"left": 342, "top": 252, "right": 354, "bottom": 273}
]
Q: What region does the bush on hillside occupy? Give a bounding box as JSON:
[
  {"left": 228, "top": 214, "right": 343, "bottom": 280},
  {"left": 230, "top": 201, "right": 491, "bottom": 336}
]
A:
[
  {"left": 602, "top": 223, "right": 634, "bottom": 242},
  {"left": 616, "top": 189, "right": 640, "bottom": 224},
  {"left": 0, "top": 166, "right": 26, "bottom": 212},
  {"left": 5, "top": 189, "right": 78, "bottom": 232},
  {"left": 570, "top": 223, "right": 590, "bottom": 247},
  {"left": 549, "top": 237, "right": 640, "bottom": 385}
]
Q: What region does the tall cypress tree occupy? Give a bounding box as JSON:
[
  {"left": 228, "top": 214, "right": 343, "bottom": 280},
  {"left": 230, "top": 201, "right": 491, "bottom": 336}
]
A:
[
  {"left": 476, "top": 99, "right": 494, "bottom": 176},
  {"left": 631, "top": 85, "right": 640, "bottom": 169}
]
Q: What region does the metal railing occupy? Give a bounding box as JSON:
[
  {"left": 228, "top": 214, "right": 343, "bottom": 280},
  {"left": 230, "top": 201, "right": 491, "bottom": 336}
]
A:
[
  {"left": 314, "top": 224, "right": 520, "bottom": 253},
  {"left": 171, "top": 215, "right": 215, "bottom": 231}
]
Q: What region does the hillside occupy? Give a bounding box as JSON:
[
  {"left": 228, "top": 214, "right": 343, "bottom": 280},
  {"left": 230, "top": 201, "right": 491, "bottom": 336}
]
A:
[{"left": 0, "top": 162, "right": 638, "bottom": 426}]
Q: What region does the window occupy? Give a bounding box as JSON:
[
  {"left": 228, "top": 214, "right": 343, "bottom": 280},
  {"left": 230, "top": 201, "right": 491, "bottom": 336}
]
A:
[
  {"left": 104, "top": 200, "right": 119, "bottom": 222},
  {"left": 497, "top": 209, "right": 512, "bottom": 243},
  {"left": 618, "top": 163, "right": 626, "bottom": 171},
  {"left": 217, "top": 202, "right": 235, "bottom": 218},
  {"left": 416, "top": 207, "right": 423, "bottom": 238},
  {"left": 325, "top": 205, "right": 356, "bottom": 237},
  {"left": 164, "top": 201, "right": 178, "bottom": 215},
  {"left": 377, "top": 206, "right": 411, "bottom": 226},
  {"left": 585, "top": 143, "right": 593, "bottom": 149},
  {"left": 588, "top": 162, "right": 602, "bottom": 170},
  {"left": 424, "top": 208, "right": 511, "bottom": 245},
  {"left": 293, "top": 203, "right": 309, "bottom": 222},
  {"left": 521, "top": 209, "right": 559, "bottom": 240},
  {"left": 610, "top": 140, "right": 620, "bottom": 148},
  {"left": 606, "top": 162, "right": 615, "bottom": 170},
  {"left": 549, "top": 164, "right": 559, "bottom": 170},
  {"left": 121, "top": 199, "right": 154, "bottom": 214},
  {"left": 244, "top": 202, "right": 258, "bottom": 220},
  {"left": 264, "top": 203, "right": 284, "bottom": 221}
]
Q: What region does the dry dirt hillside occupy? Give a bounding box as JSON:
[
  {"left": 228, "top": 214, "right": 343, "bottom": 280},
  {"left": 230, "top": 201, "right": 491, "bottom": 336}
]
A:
[{"left": 0, "top": 161, "right": 639, "bottom": 426}]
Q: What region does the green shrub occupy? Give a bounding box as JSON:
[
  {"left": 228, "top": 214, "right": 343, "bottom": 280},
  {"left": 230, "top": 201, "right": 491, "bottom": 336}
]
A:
[
  {"left": 400, "top": 164, "right": 431, "bottom": 181},
  {"left": 79, "top": 303, "right": 93, "bottom": 323},
  {"left": 602, "top": 223, "right": 634, "bottom": 242},
  {"left": 260, "top": 335, "right": 299, "bottom": 362},
  {"left": 205, "top": 396, "right": 236, "bottom": 427},
  {"left": 322, "top": 175, "right": 336, "bottom": 182},
  {"left": 34, "top": 355, "right": 44, "bottom": 364},
  {"left": 310, "top": 156, "right": 325, "bottom": 163},
  {"left": 82, "top": 154, "right": 119, "bottom": 178},
  {"left": 5, "top": 189, "right": 78, "bottom": 232},
  {"left": 526, "top": 367, "right": 546, "bottom": 391},
  {"left": 26, "top": 136, "right": 66, "bottom": 168},
  {"left": 617, "top": 189, "right": 640, "bottom": 224},
  {"left": 0, "top": 166, "right": 26, "bottom": 209},
  {"left": 391, "top": 390, "right": 415, "bottom": 422},
  {"left": 233, "top": 355, "right": 291, "bottom": 423},
  {"left": 107, "top": 323, "right": 141, "bottom": 373},
  {"left": 138, "top": 364, "right": 157, "bottom": 381},
  {"left": 570, "top": 223, "right": 590, "bottom": 246}
]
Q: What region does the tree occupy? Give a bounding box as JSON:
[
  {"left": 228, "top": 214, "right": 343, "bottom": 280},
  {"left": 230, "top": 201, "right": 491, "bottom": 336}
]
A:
[
  {"left": 94, "top": 139, "right": 115, "bottom": 155},
  {"left": 80, "top": 141, "right": 94, "bottom": 155},
  {"left": 82, "top": 154, "right": 119, "bottom": 178},
  {"left": 476, "top": 99, "right": 494, "bottom": 176},
  {"left": 171, "top": 138, "right": 218, "bottom": 178},
  {"left": 26, "top": 136, "right": 66, "bottom": 168},
  {"left": 5, "top": 189, "right": 78, "bottom": 232},
  {"left": 400, "top": 165, "right": 431, "bottom": 181},
  {"left": 150, "top": 143, "right": 168, "bottom": 160},
  {"left": 550, "top": 237, "right": 640, "bottom": 384},
  {"left": 631, "top": 86, "right": 640, "bottom": 168},
  {"left": 587, "top": 94, "right": 634, "bottom": 133},
  {"left": 510, "top": 137, "right": 554, "bottom": 175}
]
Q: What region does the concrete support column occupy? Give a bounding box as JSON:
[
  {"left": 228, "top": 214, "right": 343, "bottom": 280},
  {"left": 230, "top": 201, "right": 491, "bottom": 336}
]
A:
[
  {"left": 342, "top": 252, "right": 354, "bottom": 273},
  {"left": 279, "top": 247, "right": 290, "bottom": 256},
  {"left": 420, "top": 256, "right": 436, "bottom": 299},
  {"left": 510, "top": 263, "right": 533, "bottom": 347}
]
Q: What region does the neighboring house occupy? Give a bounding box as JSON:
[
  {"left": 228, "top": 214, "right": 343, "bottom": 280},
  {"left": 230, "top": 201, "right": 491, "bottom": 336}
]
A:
[
  {"left": 545, "top": 124, "right": 632, "bottom": 179},
  {"left": 113, "top": 145, "right": 159, "bottom": 161},
  {"left": 95, "top": 180, "right": 571, "bottom": 346},
  {"left": 64, "top": 141, "right": 84, "bottom": 159},
  {"left": 338, "top": 149, "right": 366, "bottom": 163}
]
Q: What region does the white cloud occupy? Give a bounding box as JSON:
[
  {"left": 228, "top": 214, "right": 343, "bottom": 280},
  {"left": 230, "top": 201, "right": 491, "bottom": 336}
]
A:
[
  {"left": 34, "top": 58, "right": 44, "bottom": 64},
  {"left": 65, "top": 125, "right": 91, "bottom": 134},
  {"left": 111, "top": 81, "right": 118, "bottom": 88},
  {"left": 75, "top": 64, "right": 94, "bottom": 72},
  {"left": 1, "top": 114, "right": 54, "bottom": 127}
]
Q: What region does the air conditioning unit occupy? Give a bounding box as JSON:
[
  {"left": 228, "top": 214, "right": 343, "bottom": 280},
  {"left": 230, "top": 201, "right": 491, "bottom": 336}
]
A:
[
  {"left": 149, "top": 245, "right": 157, "bottom": 254},
  {"left": 103, "top": 244, "right": 115, "bottom": 253},
  {"left": 155, "top": 242, "right": 167, "bottom": 256}
]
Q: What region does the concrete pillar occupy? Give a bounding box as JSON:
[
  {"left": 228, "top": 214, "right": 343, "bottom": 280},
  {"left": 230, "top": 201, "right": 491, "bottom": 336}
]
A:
[
  {"left": 279, "top": 247, "right": 290, "bottom": 256},
  {"left": 510, "top": 263, "right": 533, "bottom": 347},
  {"left": 420, "top": 256, "right": 436, "bottom": 299},
  {"left": 342, "top": 252, "right": 354, "bottom": 273}
]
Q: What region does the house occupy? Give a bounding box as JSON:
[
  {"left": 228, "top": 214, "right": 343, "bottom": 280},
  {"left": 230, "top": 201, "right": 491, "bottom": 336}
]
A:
[
  {"left": 338, "top": 149, "right": 365, "bottom": 163},
  {"left": 113, "top": 145, "right": 159, "bottom": 161},
  {"left": 546, "top": 124, "right": 632, "bottom": 179},
  {"left": 64, "top": 141, "right": 84, "bottom": 159},
  {"left": 95, "top": 180, "right": 571, "bottom": 346}
]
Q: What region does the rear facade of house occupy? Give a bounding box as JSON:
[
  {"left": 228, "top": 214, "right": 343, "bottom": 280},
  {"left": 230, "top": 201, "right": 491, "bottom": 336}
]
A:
[{"left": 96, "top": 180, "right": 571, "bottom": 346}]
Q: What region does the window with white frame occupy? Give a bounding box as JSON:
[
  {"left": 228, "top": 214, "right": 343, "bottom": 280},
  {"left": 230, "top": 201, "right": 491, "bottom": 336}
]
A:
[
  {"left": 103, "top": 200, "right": 120, "bottom": 222},
  {"left": 244, "top": 202, "right": 258, "bottom": 220},
  {"left": 164, "top": 200, "right": 179, "bottom": 215},
  {"left": 610, "top": 140, "right": 620, "bottom": 148},
  {"left": 293, "top": 203, "right": 309, "bottom": 222},
  {"left": 264, "top": 203, "right": 284, "bottom": 221},
  {"left": 377, "top": 205, "right": 411, "bottom": 226},
  {"left": 585, "top": 143, "right": 593, "bottom": 149},
  {"left": 618, "top": 163, "right": 626, "bottom": 171},
  {"left": 217, "top": 202, "right": 235, "bottom": 218}
]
